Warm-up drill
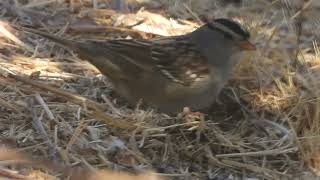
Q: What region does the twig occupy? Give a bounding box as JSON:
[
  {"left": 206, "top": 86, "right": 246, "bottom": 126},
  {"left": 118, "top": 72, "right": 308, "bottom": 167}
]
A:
[
  {"left": 221, "top": 159, "right": 283, "bottom": 179},
  {"left": 22, "top": 0, "right": 58, "bottom": 9},
  {"left": 205, "top": 147, "right": 231, "bottom": 168},
  {"left": 5, "top": 72, "right": 135, "bottom": 130},
  {"left": 0, "top": 168, "right": 31, "bottom": 180},
  {"left": 0, "top": 21, "right": 34, "bottom": 52},
  {"left": 34, "top": 93, "right": 55, "bottom": 120},
  {"left": 65, "top": 120, "right": 88, "bottom": 151},
  {"left": 290, "top": 0, "right": 313, "bottom": 21},
  {"left": 28, "top": 98, "right": 57, "bottom": 159},
  {"left": 182, "top": 4, "right": 203, "bottom": 25},
  {"left": 101, "top": 94, "right": 122, "bottom": 116},
  {"left": 9, "top": 73, "right": 105, "bottom": 111},
  {"left": 0, "top": 96, "right": 24, "bottom": 114},
  {"left": 254, "top": 118, "right": 291, "bottom": 136},
  {"left": 216, "top": 147, "right": 297, "bottom": 158}
]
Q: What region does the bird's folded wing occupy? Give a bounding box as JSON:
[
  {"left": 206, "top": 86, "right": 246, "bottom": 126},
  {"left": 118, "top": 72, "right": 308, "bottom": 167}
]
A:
[{"left": 151, "top": 36, "right": 210, "bottom": 86}]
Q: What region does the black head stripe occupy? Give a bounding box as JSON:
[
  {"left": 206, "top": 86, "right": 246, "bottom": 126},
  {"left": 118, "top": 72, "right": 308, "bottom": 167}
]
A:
[{"left": 207, "top": 18, "right": 250, "bottom": 40}]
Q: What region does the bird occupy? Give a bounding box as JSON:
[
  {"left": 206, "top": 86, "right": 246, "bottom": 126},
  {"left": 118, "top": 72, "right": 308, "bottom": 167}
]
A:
[{"left": 21, "top": 18, "right": 256, "bottom": 113}]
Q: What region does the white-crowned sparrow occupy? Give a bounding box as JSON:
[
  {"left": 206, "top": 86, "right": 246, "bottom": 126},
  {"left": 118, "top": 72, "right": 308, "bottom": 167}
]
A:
[{"left": 22, "top": 18, "right": 255, "bottom": 113}]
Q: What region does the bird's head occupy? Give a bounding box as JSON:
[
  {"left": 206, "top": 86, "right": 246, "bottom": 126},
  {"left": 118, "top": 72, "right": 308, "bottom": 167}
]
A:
[{"left": 206, "top": 18, "right": 256, "bottom": 51}]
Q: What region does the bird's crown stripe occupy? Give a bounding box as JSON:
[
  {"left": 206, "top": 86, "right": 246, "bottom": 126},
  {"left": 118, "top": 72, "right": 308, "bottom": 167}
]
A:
[{"left": 210, "top": 21, "right": 243, "bottom": 40}]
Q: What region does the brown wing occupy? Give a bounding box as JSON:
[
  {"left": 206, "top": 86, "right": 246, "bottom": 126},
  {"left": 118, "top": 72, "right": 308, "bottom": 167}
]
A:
[
  {"left": 151, "top": 36, "right": 210, "bottom": 86},
  {"left": 83, "top": 39, "right": 154, "bottom": 72}
]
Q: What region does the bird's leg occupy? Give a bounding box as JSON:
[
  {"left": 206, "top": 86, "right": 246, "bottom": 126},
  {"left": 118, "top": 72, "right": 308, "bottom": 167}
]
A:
[{"left": 180, "top": 107, "right": 205, "bottom": 122}]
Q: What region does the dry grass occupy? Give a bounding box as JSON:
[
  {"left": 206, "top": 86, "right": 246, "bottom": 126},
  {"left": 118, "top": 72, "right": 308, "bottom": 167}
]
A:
[{"left": 0, "top": 0, "right": 320, "bottom": 179}]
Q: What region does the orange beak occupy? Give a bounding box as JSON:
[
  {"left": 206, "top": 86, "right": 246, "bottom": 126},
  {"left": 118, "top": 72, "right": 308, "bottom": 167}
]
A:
[{"left": 237, "top": 40, "right": 256, "bottom": 51}]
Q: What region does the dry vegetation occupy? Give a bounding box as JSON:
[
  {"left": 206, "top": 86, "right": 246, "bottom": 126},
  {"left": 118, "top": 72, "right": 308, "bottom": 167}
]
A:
[{"left": 0, "top": 0, "right": 320, "bottom": 179}]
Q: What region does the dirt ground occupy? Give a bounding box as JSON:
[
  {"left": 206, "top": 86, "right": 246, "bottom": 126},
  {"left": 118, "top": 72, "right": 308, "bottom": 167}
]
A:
[{"left": 0, "top": 0, "right": 320, "bottom": 179}]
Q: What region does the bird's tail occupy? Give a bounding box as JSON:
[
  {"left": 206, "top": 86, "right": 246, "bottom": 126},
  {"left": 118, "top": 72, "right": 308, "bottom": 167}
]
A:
[
  {"left": 19, "top": 27, "right": 78, "bottom": 49},
  {"left": 18, "top": 26, "right": 130, "bottom": 80}
]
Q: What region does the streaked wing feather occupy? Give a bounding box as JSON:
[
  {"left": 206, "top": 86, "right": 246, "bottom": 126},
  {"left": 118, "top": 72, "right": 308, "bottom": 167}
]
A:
[
  {"left": 151, "top": 36, "right": 209, "bottom": 86},
  {"left": 89, "top": 39, "right": 154, "bottom": 71}
]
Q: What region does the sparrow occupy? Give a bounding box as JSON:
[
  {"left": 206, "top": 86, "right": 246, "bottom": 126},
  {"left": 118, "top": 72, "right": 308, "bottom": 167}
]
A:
[{"left": 22, "top": 18, "right": 256, "bottom": 113}]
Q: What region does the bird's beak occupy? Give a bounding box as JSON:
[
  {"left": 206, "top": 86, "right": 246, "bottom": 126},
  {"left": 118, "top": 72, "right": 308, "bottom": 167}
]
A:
[{"left": 237, "top": 40, "right": 256, "bottom": 51}]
